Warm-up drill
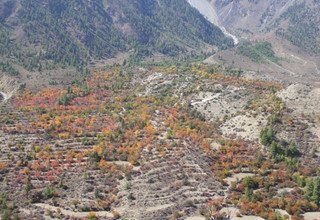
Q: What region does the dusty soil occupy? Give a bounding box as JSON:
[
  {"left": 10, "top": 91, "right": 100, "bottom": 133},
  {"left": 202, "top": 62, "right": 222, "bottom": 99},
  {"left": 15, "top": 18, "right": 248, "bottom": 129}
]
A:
[
  {"left": 221, "top": 112, "right": 268, "bottom": 141},
  {"left": 277, "top": 84, "right": 320, "bottom": 156},
  {"left": 189, "top": 85, "right": 250, "bottom": 121},
  {"left": 205, "top": 48, "right": 320, "bottom": 87},
  {"left": 223, "top": 173, "right": 255, "bottom": 187}
]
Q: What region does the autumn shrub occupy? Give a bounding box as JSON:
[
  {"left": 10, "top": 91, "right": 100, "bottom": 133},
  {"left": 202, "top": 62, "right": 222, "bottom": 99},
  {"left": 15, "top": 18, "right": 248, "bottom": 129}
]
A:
[
  {"left": 0, "top": 163, "right": 7, "bottom": 172},
  {"left": 87, "top": 212, "right": 98, "bottom": 220}
]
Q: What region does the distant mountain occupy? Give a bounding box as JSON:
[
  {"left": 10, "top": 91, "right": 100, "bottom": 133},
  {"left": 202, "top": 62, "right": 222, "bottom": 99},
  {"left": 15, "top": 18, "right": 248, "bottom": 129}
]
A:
[
  {"left": 0, "top": 0, "right": 233, "bottom": 72},
  {"left": 189, "top": 0, "right": 320, "bottom": 83},
  {"left": 210, "top": 0, "right": 320, "bottom": 55}
]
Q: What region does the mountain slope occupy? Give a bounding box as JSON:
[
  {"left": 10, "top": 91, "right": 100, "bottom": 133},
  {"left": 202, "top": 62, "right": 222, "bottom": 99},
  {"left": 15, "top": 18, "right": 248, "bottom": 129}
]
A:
[
  {"left": 210, "top": 0, "right": 320, "bottom": 55},
  {"left": 190, "top": 0, "right": 320, "bottom": 84},
  {"left": 0, "top": 0, "right": 233, "bottom": 72},
  {"left": 187, "top": 0, "right": 239, "bottom": 44},
  {"left": 275, "top": 2, "right": 320, "bottom": 54}
]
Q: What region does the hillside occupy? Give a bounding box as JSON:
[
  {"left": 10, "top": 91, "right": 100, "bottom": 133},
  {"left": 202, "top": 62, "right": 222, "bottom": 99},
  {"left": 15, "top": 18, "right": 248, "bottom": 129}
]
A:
[
  {"left": 190, "top": 0, "right": 320, "bottom": 85},
  {"left": 210, "top": 0, "right": 320, "bottom": 54},
  {"left": 0, "top": 65, "right": 320, "bottom": 219},
  {"left": 0, "top": 1, "right": 320, "bottom": 220},
  {"left": 0, "top": 0, "right": 233, "bottom": 72}
]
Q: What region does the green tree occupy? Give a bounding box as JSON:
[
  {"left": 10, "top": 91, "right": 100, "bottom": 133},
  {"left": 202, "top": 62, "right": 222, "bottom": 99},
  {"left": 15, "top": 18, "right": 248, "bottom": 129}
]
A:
[
  {"left": 243, "top": 176, "right": 258, "bottom": 189},
  {"left": 101, "top": 147, "right": 107, "bottom": 160},
  {"left": 305, "top": 178, "right": 314, "bottom": 199},
  {"left": 1, "top": 209, "right": 10, "bottom": 220},
  {"left": 260, "top": 126, "right": 274, "bottom": 146},
  {"left": 276, "top": 211, "right": 284, "bottom": 220},
  {"left": 244, "top": 187, "right": 254, "bottom": 201},
  {"left": 90, "top": 151, "right": 100, "bottom": 163},
  {"left": 43, "top": 186, "right": 55, "bottom": 199},
  {"left": 311, "top": 178, "right": 320, "bottom": 205},
  {"left": 286, "top": 141, "right": 299, "bottom": 157},
  {"left": 271, "top": 141, "right": 279, "bottom": 158},
  {"left": 25, "top": 175, "right": 32, "bottom": 195}
]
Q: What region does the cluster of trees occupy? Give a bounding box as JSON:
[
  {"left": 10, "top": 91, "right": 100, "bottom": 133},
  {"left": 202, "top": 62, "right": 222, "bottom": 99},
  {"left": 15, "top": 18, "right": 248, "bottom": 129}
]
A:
[
  {"left": 201, "top": 90, "right": 319, "bottom": 218},
  {"left": 260, "top": 113, "right": 300, "bottom": 171},
  {"left": 305, "top": 178, "right": 320, "bottom": 206},
  {"left": 0, "top": 25, "right": 15, "bottom": 56},
  {"left": 1, "top": 65, "right": 318, "bottom": 219},
  {"left": 276, "top": 3, "right": 320, "bottom": 54},
  {"left": 238, "top": 41, "right": 279, "bottom": 63},
  {"left": 0, "top": 61, "right": 19, "bottom": 76},
  {"left": 115, "top": 0, "right": 233, "bottom": 60},
  {"left": 19, "top": 0, "right": 126, "bottom": 65},
  {"left": 198, "top": 136, "right": 319, "bottom": 219}
]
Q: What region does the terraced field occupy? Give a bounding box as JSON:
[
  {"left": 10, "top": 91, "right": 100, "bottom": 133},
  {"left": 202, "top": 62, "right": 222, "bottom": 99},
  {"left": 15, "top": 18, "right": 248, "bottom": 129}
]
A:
[{"left": 0, "top": 65, "right": 319, "bottom": 219}]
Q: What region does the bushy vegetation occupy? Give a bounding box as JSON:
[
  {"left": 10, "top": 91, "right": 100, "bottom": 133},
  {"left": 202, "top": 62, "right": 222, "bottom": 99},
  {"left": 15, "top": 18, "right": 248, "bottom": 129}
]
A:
[
  {"left": 0, "top": 65, "right": 318, "bottom": 219},
  {"left": 0, "top": 25, "right": 15, "bottom": 56},
  {"left": 305, "top": 177, "right": 320, "bottom": 206},
  {"left": 0, "top": 61, "right": 19, "bottom": 76},
  {"left": 260, "top": 108, "right": 300, "bottom": 170},
  {"left": 0, "top": 193, "right": 10, "bottom": 220},
  {"left": 238, "top": 41, "right": 279, "bottom": 63}
]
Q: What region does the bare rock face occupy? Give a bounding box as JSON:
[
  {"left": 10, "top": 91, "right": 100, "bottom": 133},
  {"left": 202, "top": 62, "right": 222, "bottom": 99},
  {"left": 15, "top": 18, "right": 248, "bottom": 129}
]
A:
[{"left": 211, "top": 0, "right": 295, "bottom": 32}]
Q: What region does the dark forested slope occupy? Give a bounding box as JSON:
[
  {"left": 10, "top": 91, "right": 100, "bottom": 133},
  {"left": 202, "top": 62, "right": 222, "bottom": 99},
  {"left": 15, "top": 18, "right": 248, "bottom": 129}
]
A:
[{"left": 0, "top": 0, "right": 233, "bottom": 71}]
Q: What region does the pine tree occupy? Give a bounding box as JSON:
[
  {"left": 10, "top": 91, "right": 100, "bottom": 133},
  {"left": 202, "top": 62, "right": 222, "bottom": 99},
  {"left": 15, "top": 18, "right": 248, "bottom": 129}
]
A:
[
  {"left": 101, "top": 147, "right": 107, "bottom": 160},
  {"left": 287, "top": 141, "right": 299, "bottom": 157},
  {"left": 304, "top": 178, "right": 314, "bottom": 199},
  {"left": 260, "top": 131, "right": 269, "bottom": 146},
  {"left": 311, "top": 178, "right": 320, "bottom": 205},
  {"left": 271, "top": 141, "right": 279, "bottom": 158},
  {"left": 244, "top": 187, "right": 254, "bottom": 201},
  {"left": 25, "top": 175, "right": 32, "bottom": 195}
]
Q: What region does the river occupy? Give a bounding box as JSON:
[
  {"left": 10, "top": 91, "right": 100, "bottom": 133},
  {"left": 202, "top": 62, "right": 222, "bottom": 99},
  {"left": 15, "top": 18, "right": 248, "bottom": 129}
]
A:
[
  {"left": 187, "top": 0, "right": 239, "bottom": 45},
  {"left": 0, "top": 92, "right": 8, "bottom": 101}
]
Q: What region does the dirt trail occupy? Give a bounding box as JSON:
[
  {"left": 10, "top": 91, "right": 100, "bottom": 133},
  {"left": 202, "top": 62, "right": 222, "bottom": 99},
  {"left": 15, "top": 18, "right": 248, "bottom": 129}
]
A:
[
  {"left": 266, "top": 58, "right": 299, "bottom": 76},
  {"left": 290, "top": 54, "right": 320, "bottom": 75}
]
